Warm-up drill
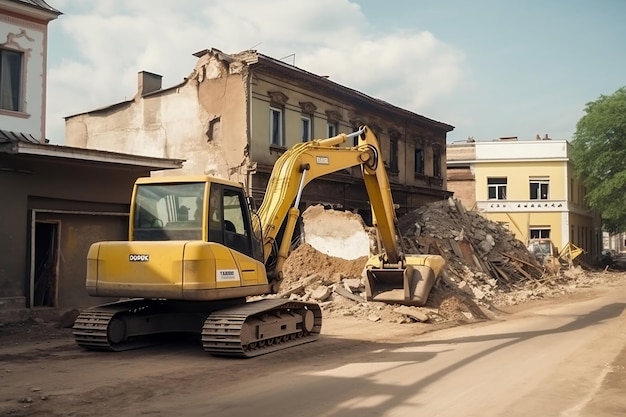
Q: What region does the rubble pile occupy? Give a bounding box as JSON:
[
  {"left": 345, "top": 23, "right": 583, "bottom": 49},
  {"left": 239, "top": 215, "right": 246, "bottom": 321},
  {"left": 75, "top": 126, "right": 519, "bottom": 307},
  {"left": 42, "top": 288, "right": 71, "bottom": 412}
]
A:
[
  {"left": 276, "top": 199, "right": 601, "bottom": 325},
  {"left": 397, "top": 198, "right": 548, "bottom": 303}
]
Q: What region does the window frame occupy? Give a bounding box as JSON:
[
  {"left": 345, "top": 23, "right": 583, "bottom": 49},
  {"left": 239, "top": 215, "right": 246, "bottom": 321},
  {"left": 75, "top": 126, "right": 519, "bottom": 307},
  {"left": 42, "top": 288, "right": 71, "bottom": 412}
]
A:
[
  {"left": 270, "top": 106, "right": 284, "bottom": 147},
  {"left": 301, "top": 115, "right": 311, "bottom": 142},
  {"left": 389, "top": 138, "right": 399, "bottom": 172},
  {"left": 327, "top": 122, "right": 337, "bottom": 138},
  {"left": 529, "top": 227, "right": 551, "bottom": 239},
  {"left": 487, "top": 177, "right": 508, "bottom": 200},
  {"left": 433, "top": 148, "right": 441, "bottom": 178},
  {"left": 0, "top": 48, "right": 24, "bottom": 112},
  {"left": 414, "top": 148, "right": 424, "bottom": 175},
  {"left": 529, "top": 177, "right": 550, "bottom": 200}
]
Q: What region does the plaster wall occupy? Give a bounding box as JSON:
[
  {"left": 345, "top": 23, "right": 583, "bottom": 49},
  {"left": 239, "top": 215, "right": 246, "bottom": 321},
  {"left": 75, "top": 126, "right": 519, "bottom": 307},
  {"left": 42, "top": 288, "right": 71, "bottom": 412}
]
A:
[
  {"left": 0, "top": 154, "right": 147, "bottom": 309},
  {"left": 66, "top": 55, "right": 250, "bottom": 183},
  {"left": 475, "top": 161, "right": 567, "bottom": 201},
  {"left": 475, "top": 140, "right": 569, "bottom": 160},
  {"left": 484, "top": 211, "right": 565, "bottom": 249},
  {"left": 0, "top": 13, "right": 46, "bottom": 140}
]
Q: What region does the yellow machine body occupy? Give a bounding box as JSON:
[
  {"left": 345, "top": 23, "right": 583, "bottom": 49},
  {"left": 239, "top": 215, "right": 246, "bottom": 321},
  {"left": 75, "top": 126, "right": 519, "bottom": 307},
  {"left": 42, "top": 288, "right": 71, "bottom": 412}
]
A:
[{"left": 86, "top": 240, "right": 270, "bottom": 301}]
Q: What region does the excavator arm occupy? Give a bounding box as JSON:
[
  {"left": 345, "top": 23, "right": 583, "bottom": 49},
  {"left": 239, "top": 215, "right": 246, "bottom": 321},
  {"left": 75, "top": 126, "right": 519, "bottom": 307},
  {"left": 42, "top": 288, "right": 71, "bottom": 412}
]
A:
[
  {"left": 255, "top": 126, "right": 444, "bottom": 306},
  {"left": 255, "top": 126, "right": 404, "bottom": 280}
]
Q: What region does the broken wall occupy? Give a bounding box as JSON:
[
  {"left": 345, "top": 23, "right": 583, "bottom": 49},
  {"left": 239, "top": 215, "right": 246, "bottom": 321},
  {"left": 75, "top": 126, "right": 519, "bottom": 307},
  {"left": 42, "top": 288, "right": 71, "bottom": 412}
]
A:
[{"left": 65, "top": 53, "right": 251, "bottom": 183}]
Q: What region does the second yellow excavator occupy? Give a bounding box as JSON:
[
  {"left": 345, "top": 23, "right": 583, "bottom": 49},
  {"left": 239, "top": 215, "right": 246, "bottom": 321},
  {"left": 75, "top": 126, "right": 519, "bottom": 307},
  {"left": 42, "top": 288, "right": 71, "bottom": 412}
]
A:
[{"left": 73, "top": 126, "right": 445, "bottom": 357}]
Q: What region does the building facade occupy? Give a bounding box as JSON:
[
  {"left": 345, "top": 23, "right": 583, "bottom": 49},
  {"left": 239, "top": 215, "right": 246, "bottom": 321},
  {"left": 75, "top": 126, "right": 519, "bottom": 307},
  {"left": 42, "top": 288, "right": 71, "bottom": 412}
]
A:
[
  {"left": 447, "top": 136, "right": 602, "bottom": 261},
  {"left": 65, "top": 48, "right": 455, "bottom": 221},
  {"left": 0, "top": 135, "right": 183, "bottom": 322},
  {"left": 0, "top": 0, "right": 60, "bottom": 141}
]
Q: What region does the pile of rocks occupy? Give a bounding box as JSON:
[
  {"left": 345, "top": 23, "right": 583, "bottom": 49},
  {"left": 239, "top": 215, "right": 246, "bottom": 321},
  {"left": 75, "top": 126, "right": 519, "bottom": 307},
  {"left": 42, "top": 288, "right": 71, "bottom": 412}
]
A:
[
  {"left": 275, "top": 199, "right": 597, "bottom": 324},
  {"left": 396, "top": 198, "right": 548, "bottom": 304}
]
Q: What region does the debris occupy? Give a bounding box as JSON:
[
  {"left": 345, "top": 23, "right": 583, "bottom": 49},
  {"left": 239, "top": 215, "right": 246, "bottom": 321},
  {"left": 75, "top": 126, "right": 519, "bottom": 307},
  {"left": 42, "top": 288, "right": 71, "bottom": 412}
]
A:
[
  {"left": 277, "top": 200, "right": 610, "bottom": 325},
  {"left": 393, "top": 306, "right": 429, "bottom": 322},
  {"left": 311, "top": 286, "right": 331, "bottom": 301},
  {"left": 333, "top": 285, "right": 366, "bottom": 303},
  {"left": 367, "top": 314, "right": 381, "bottom": 322}
]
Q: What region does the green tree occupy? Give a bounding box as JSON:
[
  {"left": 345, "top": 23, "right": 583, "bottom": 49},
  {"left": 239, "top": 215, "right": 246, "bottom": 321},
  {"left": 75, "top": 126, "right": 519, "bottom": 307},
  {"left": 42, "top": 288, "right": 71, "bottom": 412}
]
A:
[{"left": 571, "top": 86, "right": 626, "bottom": 233}]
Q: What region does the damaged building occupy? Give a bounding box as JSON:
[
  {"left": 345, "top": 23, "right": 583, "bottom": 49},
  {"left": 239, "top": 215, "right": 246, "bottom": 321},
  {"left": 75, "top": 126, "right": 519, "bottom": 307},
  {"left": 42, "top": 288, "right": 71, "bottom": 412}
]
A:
[{"left": 64, "top": 48, "right": 455, "bottom": 221}]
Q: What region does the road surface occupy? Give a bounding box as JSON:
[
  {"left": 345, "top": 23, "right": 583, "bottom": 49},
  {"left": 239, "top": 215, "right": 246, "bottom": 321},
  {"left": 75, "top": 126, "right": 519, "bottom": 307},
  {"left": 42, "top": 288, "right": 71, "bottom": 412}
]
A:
[{"left": 1, "top": 282, "right": 625, "bottom": 416}]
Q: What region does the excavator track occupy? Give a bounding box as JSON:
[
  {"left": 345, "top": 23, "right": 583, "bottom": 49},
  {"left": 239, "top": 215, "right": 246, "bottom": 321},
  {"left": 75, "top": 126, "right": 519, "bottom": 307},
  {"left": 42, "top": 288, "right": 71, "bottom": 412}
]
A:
[
  {"left": 201, "top": 299, "right": 322, "bottom": 358},
  {"left": 73, "top": 300, "right": 152, "bottom": 351},
  {"left": 73, "top": 299, "right": 205, "bottom": 352}
]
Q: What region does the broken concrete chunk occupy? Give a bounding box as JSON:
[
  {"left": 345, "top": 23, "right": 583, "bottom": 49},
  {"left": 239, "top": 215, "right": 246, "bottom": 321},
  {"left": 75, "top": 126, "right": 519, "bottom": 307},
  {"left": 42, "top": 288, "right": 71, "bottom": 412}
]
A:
[
  {"left": 367, "top": 314, "right": 381, "bottom": 322},
  {"left": 458, "top": 281, "right": 475, "bottom": 297},
  {"left": 343, "top": 278, "right": 362, "bottom": 291},
  {"left": 478, "top": 239, "right": 493, "bottom": 253},
  {"left": 461, "top": 311, "right": 474, "bottom": 320},
  {"left": 393, "top": 306, "right": 429, "bottom": 322},
  {"left": 472, "top": 287, "right": 486, "bottom": 300},
  {"left": 311, "top": 286, "right": 331, "bottom": 301},
  {"left": 334, "top": 285, "right": 366, "bottom": 303}
]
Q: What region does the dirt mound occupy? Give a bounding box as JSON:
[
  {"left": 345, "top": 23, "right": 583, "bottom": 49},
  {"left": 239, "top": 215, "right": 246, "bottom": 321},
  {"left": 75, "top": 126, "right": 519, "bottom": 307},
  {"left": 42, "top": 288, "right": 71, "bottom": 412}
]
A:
[
  {"left": 281, "top": 243, "right": 367, "bottom": 288},
  {"left": 279, "top": 242, "right": 489, "bottom": 324}
]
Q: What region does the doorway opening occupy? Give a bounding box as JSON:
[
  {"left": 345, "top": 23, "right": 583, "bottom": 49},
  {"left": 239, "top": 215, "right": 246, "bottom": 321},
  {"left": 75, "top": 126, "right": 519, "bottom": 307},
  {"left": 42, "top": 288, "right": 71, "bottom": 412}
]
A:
[{"left": 33, "top": 221, "right": 59, "bottom": 307}]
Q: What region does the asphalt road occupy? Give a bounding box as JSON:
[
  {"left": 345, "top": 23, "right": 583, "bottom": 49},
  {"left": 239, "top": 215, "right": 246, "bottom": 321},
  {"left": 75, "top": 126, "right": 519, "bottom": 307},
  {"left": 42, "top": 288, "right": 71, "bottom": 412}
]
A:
[{"left": 1, "top": 282, "right": 625, "bottom": 417}]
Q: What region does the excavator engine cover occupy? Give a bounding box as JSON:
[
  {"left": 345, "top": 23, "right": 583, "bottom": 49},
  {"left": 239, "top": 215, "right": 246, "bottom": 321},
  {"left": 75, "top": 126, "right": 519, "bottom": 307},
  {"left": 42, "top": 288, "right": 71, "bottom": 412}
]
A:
[{"left": 364, "top": 255, "right": 445, "bottom": 306}]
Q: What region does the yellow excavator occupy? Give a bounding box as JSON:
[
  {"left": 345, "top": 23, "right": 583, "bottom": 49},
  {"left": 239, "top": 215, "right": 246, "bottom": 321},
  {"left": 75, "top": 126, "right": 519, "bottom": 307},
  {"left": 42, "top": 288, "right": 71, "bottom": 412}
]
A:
[{"left": 73, "top": 126, "right": 445, "bottom": 357}]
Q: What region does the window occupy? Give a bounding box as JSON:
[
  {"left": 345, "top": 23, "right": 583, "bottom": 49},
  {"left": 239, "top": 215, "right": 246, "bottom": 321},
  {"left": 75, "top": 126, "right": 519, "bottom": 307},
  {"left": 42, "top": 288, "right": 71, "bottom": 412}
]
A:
[
  {"left": 206, "top": 184, "right": 254, "bottom": 258},
  {"left": 530, "top": 178, "right": 549, "bottom": 200},
  {"left": 133, "top": 182, "right": 205, "bottom": 241},
  {"left": 0, "top": 49, "right": 23, "bottom": 112},
  {"left": 327, "top": 122, "right": 337, "bottom": 138},
  {"left": 414, "top": 149, "right": 424, "bottom": 174},
  {"left": 270, "top": 107, "right": 284, "bottom": 146},
  {"left": 529, "top": 227, "right": 551, "bottom": 239},
  {"left": 301, "top": 116, "right": 311, "bottom": 142},
  {"left": 433, "top": 148, "right": 441, "bottom": 178},
  {"left": 488, "top": 177, "right": 507, "bottom": 200},
  {"left": 389, "top": 139, "right": 399, "bottom": 172}
]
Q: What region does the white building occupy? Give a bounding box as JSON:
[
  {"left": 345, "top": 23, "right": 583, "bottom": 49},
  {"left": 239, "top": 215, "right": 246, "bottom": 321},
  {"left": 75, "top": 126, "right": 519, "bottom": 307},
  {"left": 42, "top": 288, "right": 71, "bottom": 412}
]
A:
[{"left": 0, "top": 0, "right": 60, "bottom": 142}]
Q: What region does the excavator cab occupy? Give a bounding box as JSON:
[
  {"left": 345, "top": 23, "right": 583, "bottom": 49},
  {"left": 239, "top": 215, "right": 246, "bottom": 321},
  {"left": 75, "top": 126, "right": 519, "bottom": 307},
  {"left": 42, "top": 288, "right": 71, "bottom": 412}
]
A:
[{"left": 131, "top": 177, "right": 263, "bottom": 262}]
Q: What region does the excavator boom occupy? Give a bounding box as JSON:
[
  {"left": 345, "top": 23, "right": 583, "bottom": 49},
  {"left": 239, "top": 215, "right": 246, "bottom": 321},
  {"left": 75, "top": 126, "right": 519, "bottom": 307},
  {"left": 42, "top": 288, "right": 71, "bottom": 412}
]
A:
[
  {"left": 257, "top": 127, "right": 402, "bottom": 275},
  {"left": 256, "top": 126, "right": 445, "bottom": 305}
]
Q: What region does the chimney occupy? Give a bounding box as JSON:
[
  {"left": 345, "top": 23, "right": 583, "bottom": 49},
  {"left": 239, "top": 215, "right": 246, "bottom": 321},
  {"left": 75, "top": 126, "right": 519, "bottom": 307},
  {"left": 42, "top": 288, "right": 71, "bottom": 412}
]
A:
[
  {"left": 137, "top": 71, "right": 162, "bottom": 97},
  {"left": 544, "top": 134, "right": 550, "bottom": 140}
]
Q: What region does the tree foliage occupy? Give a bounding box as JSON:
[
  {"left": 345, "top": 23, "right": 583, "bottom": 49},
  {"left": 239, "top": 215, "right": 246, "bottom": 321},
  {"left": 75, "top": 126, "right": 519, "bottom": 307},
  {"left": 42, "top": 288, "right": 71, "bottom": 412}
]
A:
[{"left": 571, "top": 86, "right": 626, "bottom": 233}]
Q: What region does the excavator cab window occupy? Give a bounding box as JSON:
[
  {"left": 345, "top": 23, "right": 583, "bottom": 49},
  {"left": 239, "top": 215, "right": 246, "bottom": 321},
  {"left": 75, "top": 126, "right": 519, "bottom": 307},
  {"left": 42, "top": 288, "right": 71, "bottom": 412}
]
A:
[
  {"left": 133, "top": 182, "right": 205, "bottom": 241},
  {"left": 208, "top": 183, "right": 261, "bottom": 261}
]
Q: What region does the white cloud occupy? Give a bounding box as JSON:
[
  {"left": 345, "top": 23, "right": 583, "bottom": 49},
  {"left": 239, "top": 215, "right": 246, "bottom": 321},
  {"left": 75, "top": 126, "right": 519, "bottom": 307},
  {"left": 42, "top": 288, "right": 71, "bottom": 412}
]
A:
[{"left": 46, "top": 0, "right": 465, "bottom": 143}]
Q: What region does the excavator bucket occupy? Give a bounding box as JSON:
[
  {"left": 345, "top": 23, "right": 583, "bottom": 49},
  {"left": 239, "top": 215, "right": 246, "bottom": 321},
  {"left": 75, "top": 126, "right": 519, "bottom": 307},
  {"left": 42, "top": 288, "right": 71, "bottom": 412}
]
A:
[{"left": 364, "top": 254, "right": 446, "bottom": 306}]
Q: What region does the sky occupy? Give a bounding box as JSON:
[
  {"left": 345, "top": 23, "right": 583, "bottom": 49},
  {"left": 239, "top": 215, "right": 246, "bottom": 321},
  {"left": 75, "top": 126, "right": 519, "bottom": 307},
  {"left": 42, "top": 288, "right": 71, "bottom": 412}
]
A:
[{"left": 45, "top": 0, "right": 626, "bottom": 145}]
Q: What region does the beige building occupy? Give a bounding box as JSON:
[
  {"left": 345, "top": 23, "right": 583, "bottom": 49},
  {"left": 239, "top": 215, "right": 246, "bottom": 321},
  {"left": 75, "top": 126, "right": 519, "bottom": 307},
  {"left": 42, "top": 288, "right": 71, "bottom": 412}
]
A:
[
  {"left": 447, "top": 136, "right": 602, "bottom": 262},
  {"left": 64, "top": 48, "right": 454, "bottom": 222}
]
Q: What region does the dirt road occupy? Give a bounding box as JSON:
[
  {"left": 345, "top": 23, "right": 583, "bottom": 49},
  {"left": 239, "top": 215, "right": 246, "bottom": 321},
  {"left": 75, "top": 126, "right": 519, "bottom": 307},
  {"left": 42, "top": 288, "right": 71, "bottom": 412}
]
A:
[{"left": 1, "top": 278, "right": 625, "bottom": 417}]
